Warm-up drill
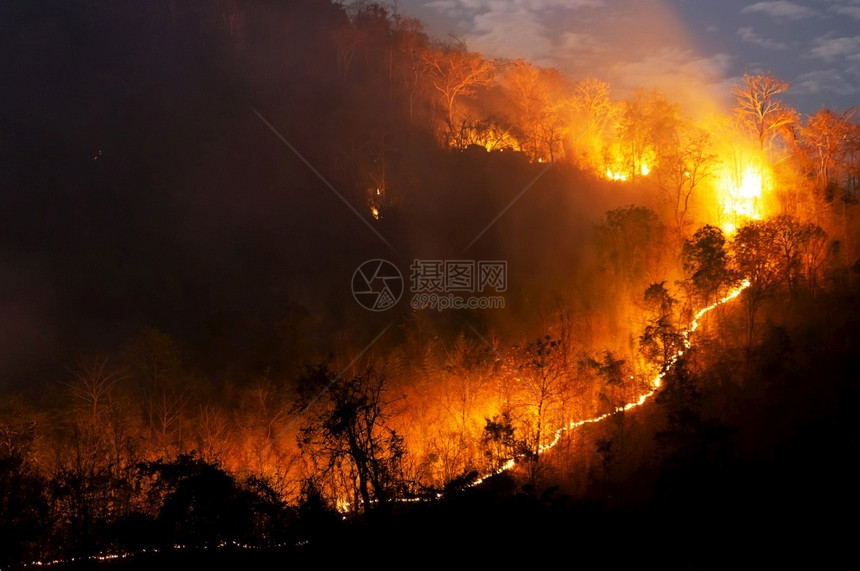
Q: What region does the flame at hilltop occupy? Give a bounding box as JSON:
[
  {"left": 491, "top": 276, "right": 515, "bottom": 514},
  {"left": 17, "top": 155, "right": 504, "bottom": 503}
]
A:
[{"left": 597, "top": 122, "right": 776, "bottom": 235}]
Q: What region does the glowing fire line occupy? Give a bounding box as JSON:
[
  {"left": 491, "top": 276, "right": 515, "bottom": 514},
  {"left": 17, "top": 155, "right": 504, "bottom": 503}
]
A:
[
  {"left": 467, "top": 279, "right": 750, "bottom": 487},
  {"left": 342, "top": 279, "right": 750, "bottom": 505},
  {"left": 17, "top": 540, "right": 303, "bottom": 569}
]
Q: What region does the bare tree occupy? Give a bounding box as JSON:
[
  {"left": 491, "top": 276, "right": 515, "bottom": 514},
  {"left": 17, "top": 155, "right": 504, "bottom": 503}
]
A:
[
  {"left": 800, "top": 108, "right": 858, "bottom": 198},
  {"left": 195, "top": 405, "right": 230, "bottom": 464},
  {"left": 655, "top": 124, "right": 718, "bottom": 238},
  {"left": 500, "top": 59, "right": 567, "bottom": 161},
  {"left": 732, "top": 72, "right": 798, "bottom": 156},
  {"left": 424, "top": 40, "right": 494, "bottom": 142},
  {"left": 392, "top": 14, "right": 431, "bottom": 121},
  {"left": 65, "top": 356, "right": 125, "bottom": 426},
  {"left": 564, "top": 77, "right": 616, "bottom": 168}
]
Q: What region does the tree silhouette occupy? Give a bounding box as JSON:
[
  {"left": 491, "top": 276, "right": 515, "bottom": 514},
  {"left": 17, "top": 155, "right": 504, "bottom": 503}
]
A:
[
  {"left": 141, "top": 453, "right": 287, "bottom": 547},
  {"left": 683, "top": 224, "right": 737, "bottom": 307},
  {"left": 733, "top": 220, "right": 783, "bottom": 351},
  {"left": 481, "top": 412, "right": 520, "bottom": 471},
  {"left": 296, "top": 365, "right": 406, "bottom": 512},
  {"left": 655, "top": 125, "right": 718, "bottom": 238},
  {"left": 640, "top": 282, "right": 683, "bottom": 369}
]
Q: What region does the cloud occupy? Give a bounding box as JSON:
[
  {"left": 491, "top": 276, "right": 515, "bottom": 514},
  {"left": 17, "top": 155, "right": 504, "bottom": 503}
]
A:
[
  {"left": 737, "top": 26, "right": 788, "bottom": 49},
  {"left": 792, "top": 68, "right": 860, "bottom": 97},
  {"left": 740, "top": 1, "right": 817, "bottom": 20},
  {"left": 608, "top": 48, "right": 733, "bottom": 85},
  {"left": 553, "top": 30, "right": 606, "bottom": 61},
  {"left": 465, "top": 4, "right": 554, "bottom": 63},
  {"left": 424, "top": 0, "right": 459, "bottom": 13},
  {"left": 407, "top": 0, "right": 860, "bottom": 113},
  {"left": 424, "top": 0, "right": 457, "bottom": 8},
  {"left": 829, "top": 4, "right": 860, "bottom": 21},
  {"left": 447, "top": 0, "right": 607, "bottom": 65},
  {"left": 807, "top": 35, "right": 860, "bottom": 60}
]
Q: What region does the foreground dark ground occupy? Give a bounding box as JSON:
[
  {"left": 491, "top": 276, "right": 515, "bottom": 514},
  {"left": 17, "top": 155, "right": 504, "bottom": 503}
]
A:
[{"left": 53, "top": 476, "right": 854, "bottom": 569}]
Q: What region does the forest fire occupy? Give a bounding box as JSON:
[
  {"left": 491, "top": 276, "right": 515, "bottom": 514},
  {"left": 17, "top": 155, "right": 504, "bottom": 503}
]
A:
[
  {"left": 465, "top": 278, "right": 751, "bottom": 485},
  {"left": 3, "top": 0, "right": 859, "bottom": 566},
  {"left": 337, "top": 279, "right": 752, "bottom": 510}
]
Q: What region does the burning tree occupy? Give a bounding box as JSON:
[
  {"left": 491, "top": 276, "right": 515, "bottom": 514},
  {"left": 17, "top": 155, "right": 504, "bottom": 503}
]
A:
[{"left": 732, "top": 72, "right": 798, "bottom": 205}]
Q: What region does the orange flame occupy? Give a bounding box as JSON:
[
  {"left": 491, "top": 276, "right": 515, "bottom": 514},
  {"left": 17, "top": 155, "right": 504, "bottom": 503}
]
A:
[{"left": 717, "top": 160, "right": 768, "bottom": 233}]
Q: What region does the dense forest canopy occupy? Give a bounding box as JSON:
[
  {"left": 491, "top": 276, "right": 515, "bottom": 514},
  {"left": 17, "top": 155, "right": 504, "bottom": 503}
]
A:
[{"left": 1, "top": 0, "right": 858, "bottom": 566}]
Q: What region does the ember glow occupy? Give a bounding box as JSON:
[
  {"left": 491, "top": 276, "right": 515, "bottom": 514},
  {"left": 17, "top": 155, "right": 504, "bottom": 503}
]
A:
[
  {"left": 601, "top": 154, "right": 652, "bottom": 182},
  {"left": 605, "top": 169, "right": 627, "bottom": 181},
  {"left": 605, "top": 168, "right": 629, "bottom": 182}
]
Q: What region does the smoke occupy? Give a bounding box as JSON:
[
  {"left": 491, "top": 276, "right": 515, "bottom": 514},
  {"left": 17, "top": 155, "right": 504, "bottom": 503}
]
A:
[{"left": 417, "top": 0, "right": 735, "bottom": 117}]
